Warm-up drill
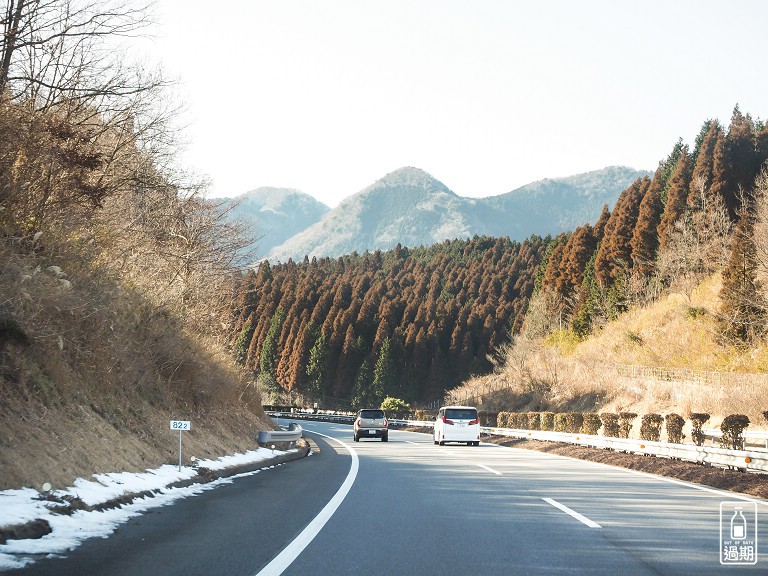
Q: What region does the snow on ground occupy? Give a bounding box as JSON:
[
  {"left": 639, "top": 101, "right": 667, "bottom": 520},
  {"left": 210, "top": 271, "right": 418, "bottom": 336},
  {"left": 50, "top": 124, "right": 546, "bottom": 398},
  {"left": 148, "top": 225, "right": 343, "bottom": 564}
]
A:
[{"left": 0, "top": 447, "right": 292, "bottom": 571}]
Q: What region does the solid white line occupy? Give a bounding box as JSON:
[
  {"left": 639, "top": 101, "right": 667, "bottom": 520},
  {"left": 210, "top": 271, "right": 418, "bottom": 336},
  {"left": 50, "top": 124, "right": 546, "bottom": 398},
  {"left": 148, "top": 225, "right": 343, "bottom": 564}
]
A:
[
  {"left": 542, "top": 497, "right": 601, "bottom": 528},
  {"left": 254, "top": 432, "right": 359, "bottom": 576},
  {"left": 476, "top": 463, "right": 503, "bottom": 476}
]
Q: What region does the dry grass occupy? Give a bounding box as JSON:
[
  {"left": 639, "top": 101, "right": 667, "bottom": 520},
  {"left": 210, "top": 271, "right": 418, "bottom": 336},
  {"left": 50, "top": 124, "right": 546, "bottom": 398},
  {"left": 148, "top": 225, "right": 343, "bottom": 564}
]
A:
[
  {"left": 0, "top": 236, "right": 269, "bottom": 491},
  {"left": 454, "top": 272, "right": 768, "bottom": 430}
]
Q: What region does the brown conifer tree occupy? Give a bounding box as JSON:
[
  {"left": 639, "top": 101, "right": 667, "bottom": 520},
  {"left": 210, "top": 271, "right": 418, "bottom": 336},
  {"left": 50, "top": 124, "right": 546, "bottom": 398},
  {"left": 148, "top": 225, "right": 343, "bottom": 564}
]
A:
[
  {"left": 658, "top": 147, "right": 693, "bottom": 249},
  {"left": 688, "top": 121, "right": 723, "bottom": 209},
  {"left": 595, "top": 177, "right": 649, "bottom": 286},
  {"left": 630, "top": 172, "right": 665, "bottom": 275}
]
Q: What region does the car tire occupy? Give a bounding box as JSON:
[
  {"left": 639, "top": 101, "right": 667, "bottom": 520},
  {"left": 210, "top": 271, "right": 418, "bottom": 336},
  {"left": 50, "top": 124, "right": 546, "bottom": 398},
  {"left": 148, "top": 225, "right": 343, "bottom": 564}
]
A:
[
  {"left": 353, "top": 434, "right": 359, "bottom": 442},
  {"left": 438, "top": 440, "right": 444, "bottom": 446},
  {"left": 382, "top": 435, "right": 388, "bottom": 442}
]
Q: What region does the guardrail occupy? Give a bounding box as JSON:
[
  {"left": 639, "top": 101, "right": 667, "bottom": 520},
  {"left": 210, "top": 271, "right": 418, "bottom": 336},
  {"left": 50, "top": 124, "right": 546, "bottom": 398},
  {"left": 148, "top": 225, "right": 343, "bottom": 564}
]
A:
[
  {"left": 258, "top": 422, "right": 303, "bottom": 444},
  {"left": 480, "top": 427, "right": 768, "bottom": 473},
  {"left": 702, "top": 428, "right": 768, "bottom": 449},
  {"left": 268, "top": 411, "right": 768, "bottom": 473}
]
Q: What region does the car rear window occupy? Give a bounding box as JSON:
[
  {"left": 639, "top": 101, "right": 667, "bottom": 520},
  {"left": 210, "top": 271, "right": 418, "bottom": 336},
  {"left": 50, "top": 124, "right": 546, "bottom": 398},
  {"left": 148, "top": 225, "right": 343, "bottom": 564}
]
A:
[
  {"left": 360, "top": 410, "right": 385, "bottom": 419},
  {"left": 445, "top": 408, "right": 477, "bottom": 420}
]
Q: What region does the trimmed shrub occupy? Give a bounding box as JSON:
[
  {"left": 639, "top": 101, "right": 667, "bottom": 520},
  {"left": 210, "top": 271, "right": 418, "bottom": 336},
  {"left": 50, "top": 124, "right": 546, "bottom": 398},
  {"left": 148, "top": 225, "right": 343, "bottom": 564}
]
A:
[
  {"left": 554, "top": 413, "right": 568, "bottom": 432},
  {"left": 496, "top": 412, "right": 508, "bottom": 428},
  {"left": 690, "top": 413, "right": 710, "bottom": 446},
  {"left": 540, "top": 412, "right": 555, "bottom": 431},
  {"left": 479, "top": 411, "right": 498, "bottom": 427},
  {"left": 600, "top": 413, "right": 620, "bottom": 437},
  {"left": 565, "top": 412, "right": 584, "bottom": 434},
  {"left": 640, "top": 413, "right": 663, "bottom": 442},
  {"left": 720, "top": 414, "right": 750, "bottom": 450},
  {"left": 582, "top": 413, "right": 602, "bottom": 435},
  {"left": 665, "top": 413, "right": 686, "bottom": 444},
  {"left": 618, "top": 412, "right": 638, "bottom": 438},
  {"left": 526, "top": 412, "right": 541, "bottom": 431}
]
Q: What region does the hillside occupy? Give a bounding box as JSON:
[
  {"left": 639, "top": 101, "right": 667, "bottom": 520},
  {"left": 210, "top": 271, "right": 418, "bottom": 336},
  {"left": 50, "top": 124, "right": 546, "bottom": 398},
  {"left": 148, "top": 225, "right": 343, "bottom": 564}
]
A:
[
  {"left": 232, "top": 236, "right": 548, "bottom": 407},
  {"left": 454, "top": 272, "right": 768, "bottom": 427},
  {"left": 266, "top": 166, "right": 649, "bottom": 262},
  {"left": 0, "top": 67, "right": 271, "bottom": 489}
]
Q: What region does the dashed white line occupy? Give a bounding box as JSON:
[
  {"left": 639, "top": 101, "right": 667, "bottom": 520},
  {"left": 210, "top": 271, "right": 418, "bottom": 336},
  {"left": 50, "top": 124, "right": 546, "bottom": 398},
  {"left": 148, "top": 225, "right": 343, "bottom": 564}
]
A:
[
  {"left": 542, "top": 497, "right": 601, "bottom": 528},
  {"left": 476, "top": 463, "right": 503, "bottom": 476},
  {"left": 255, "top": 431, "right": 359, "bottom": 576}
]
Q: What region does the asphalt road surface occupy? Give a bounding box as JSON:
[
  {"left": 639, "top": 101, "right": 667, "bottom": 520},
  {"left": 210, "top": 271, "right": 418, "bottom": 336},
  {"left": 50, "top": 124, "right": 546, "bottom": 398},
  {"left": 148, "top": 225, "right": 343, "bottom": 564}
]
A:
[{"left": 16, "top": 420, "right": 768, "bottom": 575}]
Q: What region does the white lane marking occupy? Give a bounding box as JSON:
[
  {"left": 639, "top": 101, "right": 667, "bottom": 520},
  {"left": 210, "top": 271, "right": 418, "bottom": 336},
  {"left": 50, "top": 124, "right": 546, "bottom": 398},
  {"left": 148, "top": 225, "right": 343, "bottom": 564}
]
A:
[
  {"left": 254, "top": 431, "right": 359, "bottom": 576},
  {"left": 405, "top": 441, "right": 419, "bottom": 445},
  {"left": 476, "top": 463, "right": 503, "bottom": 476},
  {"left": 542, "top": 497, "right": 601, "bottom": 528}
]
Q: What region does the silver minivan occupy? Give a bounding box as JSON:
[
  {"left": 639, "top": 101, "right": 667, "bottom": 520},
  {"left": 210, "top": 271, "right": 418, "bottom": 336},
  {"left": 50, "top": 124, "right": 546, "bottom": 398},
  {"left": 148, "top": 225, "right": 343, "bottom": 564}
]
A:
[{"left": 434, "top": 406, "right": 480, "bottom": 446}]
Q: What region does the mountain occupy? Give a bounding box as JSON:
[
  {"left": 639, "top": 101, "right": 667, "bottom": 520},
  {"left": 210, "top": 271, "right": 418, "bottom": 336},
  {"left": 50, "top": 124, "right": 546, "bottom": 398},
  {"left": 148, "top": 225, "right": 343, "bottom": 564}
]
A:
[
  {"left": 264, "top": 166, "right": 651, "bottom": 262},
  {"left": 475, "top": 166, "right": 652, "bottom": 239},
  {"left": 211, "top": 187, "right": 330, "bottom": 258},
  {"left": 267, "top": 167, "right": 475, "bottom": 262}
]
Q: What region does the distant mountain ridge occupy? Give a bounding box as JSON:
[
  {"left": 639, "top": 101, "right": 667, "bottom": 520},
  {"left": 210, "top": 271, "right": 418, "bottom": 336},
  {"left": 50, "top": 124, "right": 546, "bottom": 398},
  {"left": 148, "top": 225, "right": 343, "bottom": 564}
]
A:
[
  {"left": 262, "top": 166, "right": 650, "bottom": 262},
  {"left": 211, "top": 187, "right": 330, "bottom": 257}
]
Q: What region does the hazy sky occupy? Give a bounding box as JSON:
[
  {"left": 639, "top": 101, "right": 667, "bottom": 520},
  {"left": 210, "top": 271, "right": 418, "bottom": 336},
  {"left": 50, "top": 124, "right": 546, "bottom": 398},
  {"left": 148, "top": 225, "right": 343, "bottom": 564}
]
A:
[{"left": 144, "top": 0, "right": 768, "bottom": 206}]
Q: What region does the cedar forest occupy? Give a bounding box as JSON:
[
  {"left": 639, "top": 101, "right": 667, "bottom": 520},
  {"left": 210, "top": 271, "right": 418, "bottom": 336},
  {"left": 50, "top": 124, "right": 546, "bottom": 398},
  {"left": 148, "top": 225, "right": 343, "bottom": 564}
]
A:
[{"left": 230, "top": 107, "right": 768, "bottom": 409}]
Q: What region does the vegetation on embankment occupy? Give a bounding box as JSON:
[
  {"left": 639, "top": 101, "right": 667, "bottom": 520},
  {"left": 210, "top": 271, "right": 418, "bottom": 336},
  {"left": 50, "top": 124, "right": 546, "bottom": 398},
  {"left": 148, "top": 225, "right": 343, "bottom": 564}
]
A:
[
  {"left": 0, "top": 1, "right": 268, "bottom": 491},
  {"left": 454, "top": 272, "right": 768, "bottom": 431}
]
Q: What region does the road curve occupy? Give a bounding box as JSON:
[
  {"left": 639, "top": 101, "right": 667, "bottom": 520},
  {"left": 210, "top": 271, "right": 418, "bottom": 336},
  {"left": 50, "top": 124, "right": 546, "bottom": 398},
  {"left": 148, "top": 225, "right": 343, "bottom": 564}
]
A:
[{"left": 17, "top": 421, "right": 768, "bottom": 575}]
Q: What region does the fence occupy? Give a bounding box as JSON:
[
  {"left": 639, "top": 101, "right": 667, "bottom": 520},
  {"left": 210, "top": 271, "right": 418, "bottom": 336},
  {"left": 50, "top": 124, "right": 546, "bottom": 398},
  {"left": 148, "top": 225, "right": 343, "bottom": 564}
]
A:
[{"left": 267, "top": 410, "right": 768, "bottom": 473}]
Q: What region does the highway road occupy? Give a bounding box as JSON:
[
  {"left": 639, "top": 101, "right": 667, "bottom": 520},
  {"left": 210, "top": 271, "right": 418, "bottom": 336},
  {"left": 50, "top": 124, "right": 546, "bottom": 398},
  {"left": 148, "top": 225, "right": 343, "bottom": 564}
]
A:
[{"left": 17, "top": 420, "right": 768, "bottom": 575}]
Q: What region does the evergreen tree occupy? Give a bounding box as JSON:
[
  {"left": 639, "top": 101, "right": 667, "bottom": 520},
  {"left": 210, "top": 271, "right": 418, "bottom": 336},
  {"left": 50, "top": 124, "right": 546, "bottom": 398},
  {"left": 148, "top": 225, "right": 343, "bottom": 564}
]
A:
[
  {"left": 630, "top": 172, "right": 665, "bottom": 275},
  {"left": 595, "top": 177, "right": 648, "bottom": 287},
  {"left": 306, "top": 330, "right": 328, "bottom": 399},
  {"left": 351, "top": 360, "right": 373, "bottom": 408},
  {"left": 259, "top": 306, "right": 285, "bottom": 379},
  {"left": 593, "top": 204, "right": 611, "bottom": 241},
  {"left": 372, "top": 337, "right": 395, "bottom": 405},
  {"left": 688, "top": 121, "right": 723, "bottom": 210},
  {"left": 658, "top": 147, "right": 692, "bottom": 249}
]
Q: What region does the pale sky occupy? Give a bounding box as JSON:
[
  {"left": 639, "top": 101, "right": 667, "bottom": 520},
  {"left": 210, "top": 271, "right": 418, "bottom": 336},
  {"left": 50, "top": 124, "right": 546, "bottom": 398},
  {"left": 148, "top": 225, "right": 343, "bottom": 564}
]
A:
[{"left": 141, "top": 0, "right": 767, "bottom": 207}]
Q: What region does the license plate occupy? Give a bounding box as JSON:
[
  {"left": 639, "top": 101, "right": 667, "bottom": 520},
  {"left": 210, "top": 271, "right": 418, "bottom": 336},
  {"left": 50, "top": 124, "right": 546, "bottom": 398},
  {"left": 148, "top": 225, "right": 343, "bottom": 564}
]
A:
[
  {"left": 369, "top": 429, "right": 376, "bottom": 435},
  {"left": 457, "top": 423, "right": 466, "bottom": 428}
]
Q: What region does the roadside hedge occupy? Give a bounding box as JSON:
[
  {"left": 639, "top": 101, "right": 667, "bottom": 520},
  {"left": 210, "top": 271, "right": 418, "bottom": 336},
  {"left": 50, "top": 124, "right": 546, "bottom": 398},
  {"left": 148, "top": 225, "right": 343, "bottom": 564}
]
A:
[
  {"left": 485, "top": 411, "right": 751, "bottom": 450},
  {"left": 665, "top": 413, "right": 686, "bottom": 444},
  {"left": 690, "top": 413, "right": 710, "bottom": 446},
  {"left": 640, "top": 413, "right": 664, "bottom": 442}
]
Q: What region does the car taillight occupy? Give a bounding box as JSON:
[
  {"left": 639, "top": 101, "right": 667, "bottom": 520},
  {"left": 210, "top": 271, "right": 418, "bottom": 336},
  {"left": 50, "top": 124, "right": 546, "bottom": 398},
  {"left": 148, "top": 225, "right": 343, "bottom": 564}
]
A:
[
  {"left": 356, "top": 418, "right": 361, "bottom": 426},
  {"left": 384, "top": 419, "right": 388, "bottom": 427},
  {"left": 442, "top": 416, "right": 454, "bottom": 425},
  {"left": 469, "top": 418, "right": 479, "bottom": 425}
]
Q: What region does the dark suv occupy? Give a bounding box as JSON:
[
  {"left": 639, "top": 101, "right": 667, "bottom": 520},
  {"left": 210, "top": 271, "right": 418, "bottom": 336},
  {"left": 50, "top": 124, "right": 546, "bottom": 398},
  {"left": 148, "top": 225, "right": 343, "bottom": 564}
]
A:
[{"left": 354, "top": 409, "right": 388, "bottom": 442}]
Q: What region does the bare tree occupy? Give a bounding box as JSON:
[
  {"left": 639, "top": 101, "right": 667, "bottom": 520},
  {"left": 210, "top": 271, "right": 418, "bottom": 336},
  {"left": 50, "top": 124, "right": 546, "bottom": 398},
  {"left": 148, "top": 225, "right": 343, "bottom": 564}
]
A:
[
  {"left": 655, "top": 177, "right": 732, "bottom": 295},
  {"left": 751, "top": 167, "right": 768, "bottom": 286},
  {"left": 1, "top": 0, "right": 160, "bottom": 106}
]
